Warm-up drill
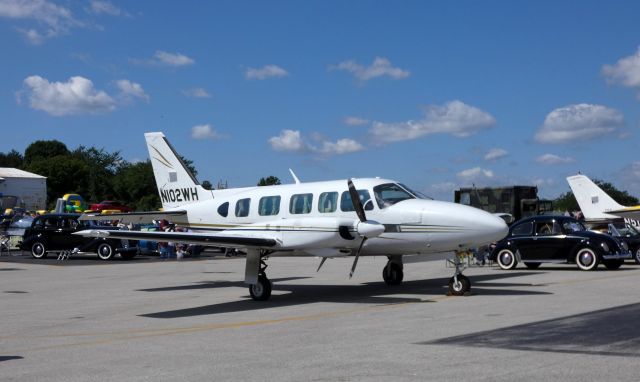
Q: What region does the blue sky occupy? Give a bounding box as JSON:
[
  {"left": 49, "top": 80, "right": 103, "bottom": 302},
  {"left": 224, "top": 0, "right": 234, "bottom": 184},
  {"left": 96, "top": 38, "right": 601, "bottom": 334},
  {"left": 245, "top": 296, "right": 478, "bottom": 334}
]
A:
[{"left": 2, "top": 0, "right": 640, "bottom": 201}]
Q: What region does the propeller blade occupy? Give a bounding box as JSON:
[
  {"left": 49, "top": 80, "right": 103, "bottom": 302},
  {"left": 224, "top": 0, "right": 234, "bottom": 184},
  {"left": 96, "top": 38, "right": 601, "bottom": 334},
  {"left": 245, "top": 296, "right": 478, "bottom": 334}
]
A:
[
  {"left": 347, "top": 179, "right": 367, "bottom": 222},
  {"left": 349, "top": 237, "right": 367, "bottom": 278},
  {"left": 316, "top": 257, "right": 327, "bottom": 272}
]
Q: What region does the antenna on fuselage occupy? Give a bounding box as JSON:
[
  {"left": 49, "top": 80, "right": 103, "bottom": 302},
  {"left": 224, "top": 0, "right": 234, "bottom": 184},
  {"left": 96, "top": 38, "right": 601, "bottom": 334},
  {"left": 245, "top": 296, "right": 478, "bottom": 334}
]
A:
[{"left": 289, "top": 169, "right": 301, "bottom": 184}]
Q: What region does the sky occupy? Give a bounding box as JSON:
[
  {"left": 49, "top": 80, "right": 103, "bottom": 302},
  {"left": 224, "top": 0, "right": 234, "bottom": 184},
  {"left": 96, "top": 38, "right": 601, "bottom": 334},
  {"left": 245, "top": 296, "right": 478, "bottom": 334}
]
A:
[{"left": 1, "top": 0, "right": 640, "bottom": 202}]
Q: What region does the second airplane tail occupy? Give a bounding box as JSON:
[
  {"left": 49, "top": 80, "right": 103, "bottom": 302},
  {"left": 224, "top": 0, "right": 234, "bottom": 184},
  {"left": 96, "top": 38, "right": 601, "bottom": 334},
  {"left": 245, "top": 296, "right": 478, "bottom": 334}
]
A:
[
  {"left": 145, "top": 132, "right": 214, "bottom": 210},
  {"left": 566, "top": 174, "right": 624, "bottom": 220}
]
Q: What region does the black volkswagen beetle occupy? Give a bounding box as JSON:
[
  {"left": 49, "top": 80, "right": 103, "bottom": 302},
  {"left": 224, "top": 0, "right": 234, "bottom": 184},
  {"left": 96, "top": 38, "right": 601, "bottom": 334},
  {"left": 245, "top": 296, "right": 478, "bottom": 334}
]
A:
[
  {"left": 490, "top": 215, "right": 631, "bottom": 271},
  {"left": 21, "top": 213, "right": 137, "bottom": 260}
]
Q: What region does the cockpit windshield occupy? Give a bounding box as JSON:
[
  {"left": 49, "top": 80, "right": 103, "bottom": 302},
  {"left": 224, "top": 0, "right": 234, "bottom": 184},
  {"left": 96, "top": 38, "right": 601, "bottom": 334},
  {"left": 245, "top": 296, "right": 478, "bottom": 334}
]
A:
[
  {"left": 398, "top": 183, "right": 431, "bottom": 200},
  {"left": 374, "top": 183, "right": 416, "bottom": 209}
]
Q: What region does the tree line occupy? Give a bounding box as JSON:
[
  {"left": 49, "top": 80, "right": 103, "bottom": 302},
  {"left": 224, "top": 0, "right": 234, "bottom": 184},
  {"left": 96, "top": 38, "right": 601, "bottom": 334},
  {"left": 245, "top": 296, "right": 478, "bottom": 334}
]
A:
[{"left": 1, "top": 140, "right": 636, "bottom": 212}]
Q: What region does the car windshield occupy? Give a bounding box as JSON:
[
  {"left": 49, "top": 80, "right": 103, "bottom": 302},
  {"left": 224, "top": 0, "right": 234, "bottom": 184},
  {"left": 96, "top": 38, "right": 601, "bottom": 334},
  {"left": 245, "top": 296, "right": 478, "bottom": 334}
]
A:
[
  {"left": 373, "top": 183, "right": 416, "bottom": 209},
  {"left": 563, "top": 220, "right": 586, "bottom": 233},
  {"left": 614, "top": 223, "right": 640, "bottom": 237}
]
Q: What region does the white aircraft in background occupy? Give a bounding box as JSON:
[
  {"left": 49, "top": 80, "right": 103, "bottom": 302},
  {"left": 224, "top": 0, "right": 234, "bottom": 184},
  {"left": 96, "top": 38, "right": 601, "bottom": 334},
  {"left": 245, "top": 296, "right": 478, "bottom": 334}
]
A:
[
  {"left": 77, "top": 132, "right": 508, "bottom": 301},
  {"left": 567, "top": 174, "right": 640, "bottom": 227}
]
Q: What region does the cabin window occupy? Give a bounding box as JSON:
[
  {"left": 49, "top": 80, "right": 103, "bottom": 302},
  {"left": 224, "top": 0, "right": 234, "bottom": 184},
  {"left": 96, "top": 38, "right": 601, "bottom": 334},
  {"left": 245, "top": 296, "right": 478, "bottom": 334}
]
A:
[
  {"left": 318, "top": 192, "right": 338, "bottom": 213},
  {"left": 217, "top": 202, "right": 229, "bottom": 217},
  {"left": 290, "top": 193, "right": 313, "bottom": 214},
  {"left": 373, "top": 183, "right": 415, "bottom": 209},
  {"left": 259, "top": 196, "right": 281, "bottom": 216},
  {"left": 340, "top": 190, "right": 374, "bottom": 212},
  {"left": 235, "top": 198, "right": 251, "bottom": 217}
]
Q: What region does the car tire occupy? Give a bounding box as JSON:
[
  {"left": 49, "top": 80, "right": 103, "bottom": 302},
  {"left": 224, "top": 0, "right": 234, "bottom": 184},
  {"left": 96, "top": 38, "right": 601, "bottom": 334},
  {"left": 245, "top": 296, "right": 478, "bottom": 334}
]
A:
[
  {"left": 31, "top": 241, "right": 47, "bottom": 259},
  {"left": 603, "top": 259, "right": 623, "bottom": 270},
  {"left": 634, "top": 247, "right": 640, "bottom": 264},
  {"left": 524, "top": 262, "right": 541, "bottom": 269},
  {"left": 575, "top": 247, "right": 599, "bottom": 271},
  {"left": 96, "top": 242, "right": 115, "bottom": 260},
  {"left": 496, "top": 249, "right": 518, "bottom": 270}
]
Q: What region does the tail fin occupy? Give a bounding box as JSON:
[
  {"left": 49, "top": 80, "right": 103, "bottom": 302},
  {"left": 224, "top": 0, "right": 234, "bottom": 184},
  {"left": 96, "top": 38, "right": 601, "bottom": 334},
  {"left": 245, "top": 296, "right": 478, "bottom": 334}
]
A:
[
  {"left": 145, "top": 132, "right": 213, "bottom": 209},
  {"left": 566, "top": 174, "right": 624, "bottom": 220}
]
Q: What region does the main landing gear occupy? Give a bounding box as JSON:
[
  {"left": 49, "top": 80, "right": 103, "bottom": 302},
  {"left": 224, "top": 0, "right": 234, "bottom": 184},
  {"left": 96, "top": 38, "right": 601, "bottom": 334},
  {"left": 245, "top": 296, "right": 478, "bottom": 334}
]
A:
[
  {"left": 247, "top": 253, "right": 272, "bottom": 301},
  {"left": 382, "top": 256, "right": 404, "bottom": 286},
  {"left": 447, "top": 252, "right": 471, "bottom": 296}
]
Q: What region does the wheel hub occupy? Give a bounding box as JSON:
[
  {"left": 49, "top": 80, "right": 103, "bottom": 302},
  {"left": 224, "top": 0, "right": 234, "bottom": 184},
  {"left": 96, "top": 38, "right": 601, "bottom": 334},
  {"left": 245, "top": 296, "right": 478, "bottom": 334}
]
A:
[{"left": 580, "top": 252, "right": 594, "bottom": 266}]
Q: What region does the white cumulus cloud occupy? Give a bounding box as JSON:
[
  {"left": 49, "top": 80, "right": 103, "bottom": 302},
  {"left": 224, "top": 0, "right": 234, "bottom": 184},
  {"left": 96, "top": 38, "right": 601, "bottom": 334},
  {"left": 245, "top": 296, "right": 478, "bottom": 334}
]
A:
[
  {"left": 269, "top": 130, "right": 306, "bottom": 152},
  {"left": 343, "top": 116, "right": 369, "bottom": 126},
  {"left": 153, "top": 50, "right": 194, "bottom": 66},
  {"left": 88, "top": 0, "right": 129, "bottom": 17},
  {"left": 331, "top": 57, "right": 410, "bottom": 81},
  {"left": 21, "top": 75, "right": 115, "bottom": 116},
  {"left": 535, "top": 153, "right": 575, "bottom": 165},
  {"left": 116, "top": 79, "right": 149, "bottom": 102},
  {"left": 534, "top": 103, "right": 624, "bottom": 144},
  {"left": 0, "top": 0, "right": 81, "bottom": 44},
  {"left": 369, "top": 100, "right": 496, "bottom": 144},
  {"left": 268, "top": 130, "right": 364, "bottom": 156},
  {"left": 182, "top": 87, "right": 211, "bottom": 98},
  {"left": 484, "top": 148, "right": 508, "bottom": 161},
  {"left": 191, "top": 124, "right": 223, "bottom": 140},
  {"left": 245, "top": 65, "right": 289, "bottom": 80},
  {"left": 602, "top": 46, "right": 640, "bottom": 99},
  {"left": 457, "top": 167, "right": 495, "bottom": 182}
]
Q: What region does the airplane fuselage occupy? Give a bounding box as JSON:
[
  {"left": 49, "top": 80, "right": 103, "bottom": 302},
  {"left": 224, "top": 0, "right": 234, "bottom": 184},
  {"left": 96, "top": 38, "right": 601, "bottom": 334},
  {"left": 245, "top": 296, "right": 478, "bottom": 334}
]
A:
[{"left": 165, "top": 177, "right": 508, "bottom": 257}]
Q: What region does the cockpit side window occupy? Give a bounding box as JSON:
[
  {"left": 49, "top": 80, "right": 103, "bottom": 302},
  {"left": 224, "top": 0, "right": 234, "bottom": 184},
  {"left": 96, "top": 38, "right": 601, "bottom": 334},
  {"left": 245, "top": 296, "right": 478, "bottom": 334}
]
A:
[{"left": 373, "top": 183, "right": 415, "bottom": 209}]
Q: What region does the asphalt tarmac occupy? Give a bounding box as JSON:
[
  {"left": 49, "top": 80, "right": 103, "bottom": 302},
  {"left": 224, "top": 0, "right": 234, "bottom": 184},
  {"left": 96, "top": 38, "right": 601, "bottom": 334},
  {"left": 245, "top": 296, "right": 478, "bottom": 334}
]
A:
[{"left": 1, "top": 252, "right": 639, "bottom": 381}]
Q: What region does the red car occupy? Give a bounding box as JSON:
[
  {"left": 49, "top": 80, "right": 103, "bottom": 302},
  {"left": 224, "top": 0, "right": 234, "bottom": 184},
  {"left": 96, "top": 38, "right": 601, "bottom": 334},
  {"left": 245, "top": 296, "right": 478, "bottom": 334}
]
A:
[{"left": 89, "top": 200, "right": 133, "bottom": 212}]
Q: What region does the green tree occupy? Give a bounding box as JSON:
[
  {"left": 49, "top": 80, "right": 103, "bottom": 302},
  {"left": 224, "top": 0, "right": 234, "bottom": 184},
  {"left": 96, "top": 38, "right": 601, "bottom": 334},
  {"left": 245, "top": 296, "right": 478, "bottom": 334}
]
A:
[
  {"left": 0, "top": 149, "right": 24, "bottom": 168},
  {"left": 72, "top": 146, "right": 122, "bottom": 202},
  {"left": 26, "top": 155, "right": 89, "bottom": 207},
  {"left": 24, "top": 140, "right": 69, "bottom": 165},
  {"left": 178, "top": 155, "right": 198, "bottom": 177},
  {"left": 257, "top": 176, "right": 281, "bottom": 186},
  {"left": 554, "top": 178, "right": 639, "bottom": 212},
  {"left": 201, "top": 180, "right": 213, "bottom": 190},
  {"left": 112, "top": 160, "right": 160, "bottom": 211}
]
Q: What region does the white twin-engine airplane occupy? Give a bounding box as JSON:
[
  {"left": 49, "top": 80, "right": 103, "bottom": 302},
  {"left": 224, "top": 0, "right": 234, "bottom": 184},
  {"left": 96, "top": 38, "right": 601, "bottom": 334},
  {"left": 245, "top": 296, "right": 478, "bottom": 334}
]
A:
[{"left": 76, "top": 132, "right": 508, "bottom": 301}]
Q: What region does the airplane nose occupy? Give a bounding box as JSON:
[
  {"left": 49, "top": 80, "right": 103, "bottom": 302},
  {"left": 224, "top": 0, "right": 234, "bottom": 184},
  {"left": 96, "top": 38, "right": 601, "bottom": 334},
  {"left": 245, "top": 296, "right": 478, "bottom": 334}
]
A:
[{"left": 484, "top": 213, "right": 509, "bottom": 242}]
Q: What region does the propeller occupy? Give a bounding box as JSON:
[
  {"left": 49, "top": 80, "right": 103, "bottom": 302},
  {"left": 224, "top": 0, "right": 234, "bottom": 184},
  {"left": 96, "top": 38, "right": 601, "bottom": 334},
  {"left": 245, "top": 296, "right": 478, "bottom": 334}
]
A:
[{"left": 347, "top": 179, "right": 385, "bottom": 278}]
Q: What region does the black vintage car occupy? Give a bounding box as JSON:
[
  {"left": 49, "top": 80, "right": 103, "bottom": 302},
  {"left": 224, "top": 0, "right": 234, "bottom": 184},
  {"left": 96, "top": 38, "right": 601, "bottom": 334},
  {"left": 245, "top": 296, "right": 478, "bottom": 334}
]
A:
[
  {"left": 21, "top": 213, "right": 137, "bottom": 260},
  {"left": 588, "top": 221, "right": 640, "bottom": 264},
  {"left": 490, "top": 215, "right": 631, "bottom": 271}
]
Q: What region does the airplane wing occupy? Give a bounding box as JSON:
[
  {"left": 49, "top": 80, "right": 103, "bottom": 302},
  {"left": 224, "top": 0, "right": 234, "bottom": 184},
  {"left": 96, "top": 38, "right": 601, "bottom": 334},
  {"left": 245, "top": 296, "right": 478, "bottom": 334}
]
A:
[
  {"left": 78, "top": 210, "right": 187, "bottom": 224},
  {"left": 607, "top": 206, "right": 640, "bottom": 220},
  {"left": 74, "top": 229, "right": 278, "bottom": 248}
]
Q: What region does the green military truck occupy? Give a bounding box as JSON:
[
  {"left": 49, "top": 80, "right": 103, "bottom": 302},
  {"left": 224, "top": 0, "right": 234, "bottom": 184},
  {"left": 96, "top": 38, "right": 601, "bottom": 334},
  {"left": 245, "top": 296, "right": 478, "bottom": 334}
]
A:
[{"left": 454, "top": 186, "right": 553, "bottom": 223}]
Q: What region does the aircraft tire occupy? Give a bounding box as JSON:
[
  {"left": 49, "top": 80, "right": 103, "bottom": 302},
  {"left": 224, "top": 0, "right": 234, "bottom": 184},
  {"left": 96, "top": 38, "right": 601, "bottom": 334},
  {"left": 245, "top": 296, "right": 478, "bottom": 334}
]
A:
[
  {"left": 31, "top": 241, "right": 47, "bottom": 259},
  {"left": 496, "top": 249, "right": 517, "bottom": 270},
  {"left": 382, "top": 262, "right": 403, "bottom": 286},
  {"left": 575, "top": 247, "right": 599, "bottom": 271},
  {"left": 97, "top": 243, "right": 115, "bottom": 261},
  {"left": 448, "top": 275, "right": 470, "bottom": 296},
  {"left": 249, "top": 274, "right": 272, "bottom": 301}
]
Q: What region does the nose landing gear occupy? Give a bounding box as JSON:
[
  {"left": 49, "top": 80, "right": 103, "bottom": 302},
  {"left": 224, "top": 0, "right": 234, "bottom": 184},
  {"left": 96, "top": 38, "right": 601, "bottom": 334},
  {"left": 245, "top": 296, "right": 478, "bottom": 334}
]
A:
[{"left": 447, "top": 252, "right": 472, "bottom": 296}]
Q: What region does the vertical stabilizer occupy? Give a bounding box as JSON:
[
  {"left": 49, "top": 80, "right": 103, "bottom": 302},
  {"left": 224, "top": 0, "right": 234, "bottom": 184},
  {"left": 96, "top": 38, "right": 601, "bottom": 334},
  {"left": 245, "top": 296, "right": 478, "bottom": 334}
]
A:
[
  {"left": 566, "top": 174, "right": 624, "bottom": 220},
  {"left": 145, "top": 132, "right": 213, "bottom": 209}
]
